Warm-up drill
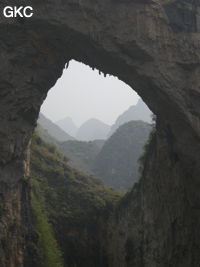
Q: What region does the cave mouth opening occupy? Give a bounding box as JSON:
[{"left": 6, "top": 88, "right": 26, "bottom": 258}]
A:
[
  {"left": 30, "top": 58, "right": 155, "bottom": 267},
  {"left": 38, "top": 59, "right": 153, "bottom": 192},
  {"left": 41, "top": 59, "right": 140, "bottom": 131}
]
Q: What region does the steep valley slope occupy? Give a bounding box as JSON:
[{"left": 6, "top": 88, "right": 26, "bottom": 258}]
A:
[
  {"left": 28, "top": 119, "right": 193, "bottom": 267},
  {"left": 27, "top": 133, "right": 121, "bottom": 267},
  {"left": 59, "top": 121, "right": 152, "bottom": 191},
  {"left": 94, "top": 121, "right": 152, "bottom": 191},
  {"left": 60, "top": 139, "right": 102, "bottom": 175},
  {"left": 37, "top": 114, "right": 74, "bottom": 142}
]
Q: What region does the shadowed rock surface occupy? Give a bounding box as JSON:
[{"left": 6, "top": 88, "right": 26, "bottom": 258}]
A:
[{"left": 0, "top": 0, "right": 200, "bottom": 266}]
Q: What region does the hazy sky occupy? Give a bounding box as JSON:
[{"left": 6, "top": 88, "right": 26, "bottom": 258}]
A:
[{"left": 41, "top": 60, "right": 139, "bottom": 127}]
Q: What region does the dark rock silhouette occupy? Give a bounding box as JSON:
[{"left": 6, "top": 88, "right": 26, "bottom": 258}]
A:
[{"left": 0, "top": 0, "right": 200, "bottom": 266}]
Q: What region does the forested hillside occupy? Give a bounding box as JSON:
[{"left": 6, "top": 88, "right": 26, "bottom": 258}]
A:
[
  {"left": 29, "top": 133, "right": 121, "bottom": 267},
  {"left": 94, "top": 121, "right": 152, "bottom": 191},
  {"left": 36, "top": 115, "right": 152, "bottom": 192},
  {"left": 60, "top": 140, "right": 102, "bottom": 175}
]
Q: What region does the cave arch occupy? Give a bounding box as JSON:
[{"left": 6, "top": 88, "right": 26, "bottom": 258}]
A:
[{"left": 0, "top": 0, "right": 200, "bottom": 266}]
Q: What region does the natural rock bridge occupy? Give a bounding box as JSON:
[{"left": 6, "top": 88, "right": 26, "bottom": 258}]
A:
[{"left": 0, "top": 0, "right": 200, "bottom": 266}]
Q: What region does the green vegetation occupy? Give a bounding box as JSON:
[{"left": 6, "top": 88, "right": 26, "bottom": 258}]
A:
[
  {"left": 138, "top": 116, "right": 156, "bottom": 174},
  {"left": 94, "top": 121, "right": 152, "bottom": 191},
  {"left": 31, "top": 191, "right": 63, "bottom": 267},
  {"left": 108, "top": 99, "right": 152, "bottom": 137},
  {"left": 36, "top": 110, "right": 153, "bottom": 193},
  {"left": 36, "top": 124, "right": 60, "bottom": 147},
  {"left": 30, "top": 132, "right": 121, "bottom": 267},
  {"left": 60, "top": 140, "right": 101, "bottom": 175}
]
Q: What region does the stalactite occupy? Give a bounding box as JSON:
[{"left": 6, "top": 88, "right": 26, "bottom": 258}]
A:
[{"left": 65, "top": 62, "right": 69, "bottom": 69}]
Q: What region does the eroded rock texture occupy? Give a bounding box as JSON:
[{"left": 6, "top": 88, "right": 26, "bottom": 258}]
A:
[
  {"left": 0, "top": 0, "right": 200, "bottom": 266},
  {"left": 105, "top": 121, "right": 200, "bottom": 267}
]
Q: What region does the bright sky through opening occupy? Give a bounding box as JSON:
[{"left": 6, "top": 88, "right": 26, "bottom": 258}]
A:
[{"left": 41, "top": 60, "right": 139, "bottom": 127}]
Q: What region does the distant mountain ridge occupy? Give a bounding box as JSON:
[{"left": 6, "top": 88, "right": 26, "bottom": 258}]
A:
[
  {"left": 76, "top": 118, "right": 110, "bottom": 141},
  {"left": 56, "top": 117, "right": 78, "bottom": 137},
  {"left": 37, "top": 113, "right": 74, "bottom": 142},
  {"left": 108, "top": 99, "right": 152, "bottom": 136},
  {"left": 37, "top": 114, "right": 152, "bottom": 192},
  {"left": 40, "top": 98, "right": 151, "bottom": 142},
  {"left": 58, "top": 120, "right": 152, "bottom": 191}
]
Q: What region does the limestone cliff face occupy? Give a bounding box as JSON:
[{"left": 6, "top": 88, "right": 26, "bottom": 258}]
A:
[
  {"left": 0, "top": 0, "right": 200, "bottom": 266},
  {"left": 105, "top": 120, "right": 200, "bottom": 266}
]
